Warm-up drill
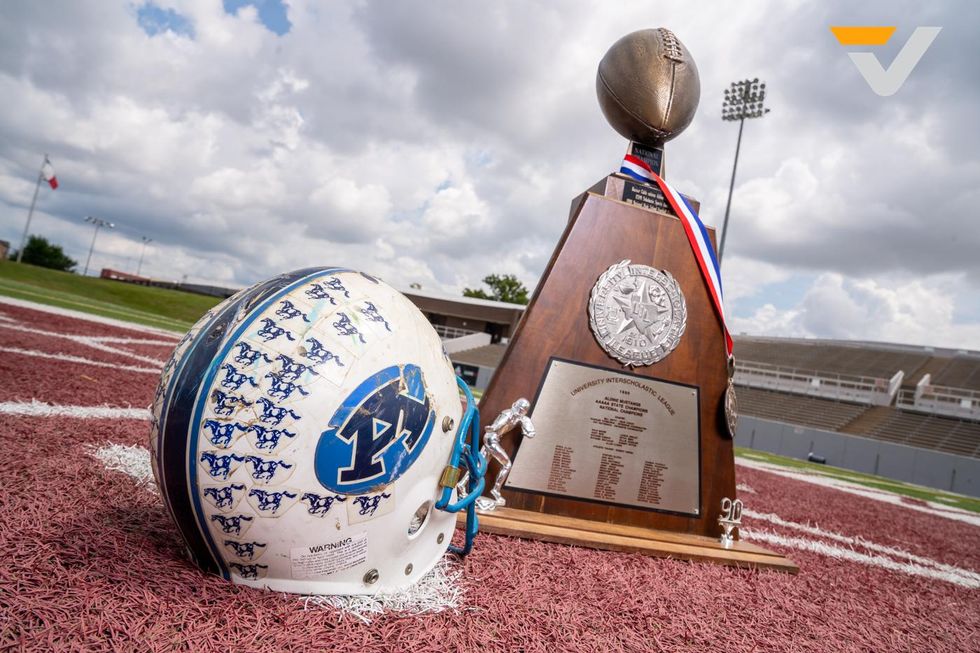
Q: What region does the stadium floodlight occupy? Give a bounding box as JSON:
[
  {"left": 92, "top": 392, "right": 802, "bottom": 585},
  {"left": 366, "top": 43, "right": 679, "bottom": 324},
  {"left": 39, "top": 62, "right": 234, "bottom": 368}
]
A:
[
  {"left": 719, "top": 78, "right": 770, "bottom": 265},
  {"left": 83, "top": 216, "right": 115, "bottom": 277},
  {"left": 136, "top": 235, "right": 153, "bottom": 277}
]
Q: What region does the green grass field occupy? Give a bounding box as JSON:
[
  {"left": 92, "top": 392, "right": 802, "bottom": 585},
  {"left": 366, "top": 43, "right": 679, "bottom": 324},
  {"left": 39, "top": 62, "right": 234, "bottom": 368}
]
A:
[
  {"left": 736, "top": 447, "right": 980, "bottom": 514},
  {"left": 0, "top": 261, "right": 221, "bottom": 332}
]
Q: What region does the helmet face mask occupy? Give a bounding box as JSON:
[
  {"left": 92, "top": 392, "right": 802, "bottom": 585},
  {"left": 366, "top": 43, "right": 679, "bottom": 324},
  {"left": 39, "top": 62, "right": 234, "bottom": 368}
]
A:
[{"left": 151, "top": 268, "right": 486, "bottom": 595}]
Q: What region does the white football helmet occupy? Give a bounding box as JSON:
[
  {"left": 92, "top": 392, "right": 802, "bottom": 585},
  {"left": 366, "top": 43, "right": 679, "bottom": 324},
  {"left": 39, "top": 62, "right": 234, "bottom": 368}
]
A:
[{"left": 150, "top": 267, "right": 486, "bottom": 595}]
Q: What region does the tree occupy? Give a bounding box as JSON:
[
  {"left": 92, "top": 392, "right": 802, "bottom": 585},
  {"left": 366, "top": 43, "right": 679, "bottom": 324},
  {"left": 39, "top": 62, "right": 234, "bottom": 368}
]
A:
[
  {"left": 10, "top": 235, "right": 77, "bottom": 272},
  {"left": 463, "top": 273, "right": 529, "bottom": 305}
]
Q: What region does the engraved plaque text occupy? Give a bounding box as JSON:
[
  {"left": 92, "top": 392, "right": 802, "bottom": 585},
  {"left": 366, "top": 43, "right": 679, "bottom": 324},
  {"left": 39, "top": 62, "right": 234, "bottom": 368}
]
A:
[{"left": 506, "top": 359, "right": 701, "bottom": 516}]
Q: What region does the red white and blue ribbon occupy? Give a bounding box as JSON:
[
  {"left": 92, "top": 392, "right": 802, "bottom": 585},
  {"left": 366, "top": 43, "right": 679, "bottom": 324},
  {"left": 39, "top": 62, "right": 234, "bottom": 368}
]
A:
[
  {"left": 619, "top": 154, "right": 656, "bottom": 184},
  {"left": 620, "top": 154, "right": 733, "bottom": 358}
]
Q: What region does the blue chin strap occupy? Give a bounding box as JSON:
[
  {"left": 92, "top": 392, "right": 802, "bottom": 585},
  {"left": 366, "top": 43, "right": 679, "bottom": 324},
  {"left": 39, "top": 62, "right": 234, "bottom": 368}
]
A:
[{"left": 435, "top": 377, "right": 486, "bottom": 556}]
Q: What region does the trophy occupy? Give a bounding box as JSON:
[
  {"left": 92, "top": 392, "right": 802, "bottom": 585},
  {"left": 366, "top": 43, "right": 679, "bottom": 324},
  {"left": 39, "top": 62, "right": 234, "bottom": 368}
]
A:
[{"left": 468, "top": 28, "right": 796, "bottom": 573}]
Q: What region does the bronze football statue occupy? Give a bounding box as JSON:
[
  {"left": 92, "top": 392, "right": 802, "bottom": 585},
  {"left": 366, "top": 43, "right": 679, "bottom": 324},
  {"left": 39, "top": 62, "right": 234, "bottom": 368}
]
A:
[{"left": 596, "top": 28, "right": 701, "bottom": 145}]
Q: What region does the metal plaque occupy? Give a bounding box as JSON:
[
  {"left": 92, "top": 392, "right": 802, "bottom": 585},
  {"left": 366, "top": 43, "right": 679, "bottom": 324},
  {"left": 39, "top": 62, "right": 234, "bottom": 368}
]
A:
[
  {"left": 621, "top": 180, "right": 673, "bottom": 215},
  {"left": 506, "top": 359, "right": 701, "bottom": 516},
  {"left": 588, "top": 260, "right": 687, "bottom": 367},
  {"left": 628, "top": 142, "right": 664, "bottom": 176}
]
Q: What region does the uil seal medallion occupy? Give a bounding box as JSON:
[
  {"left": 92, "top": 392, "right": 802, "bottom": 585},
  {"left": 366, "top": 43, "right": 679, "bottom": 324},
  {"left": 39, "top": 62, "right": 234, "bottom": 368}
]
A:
[{"left": 588, "top": 260, "right": 687, "bottom": 367}]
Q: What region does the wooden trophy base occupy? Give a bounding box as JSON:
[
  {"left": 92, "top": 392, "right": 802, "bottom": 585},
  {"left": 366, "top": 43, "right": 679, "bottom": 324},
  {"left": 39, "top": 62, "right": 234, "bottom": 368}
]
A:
[
  {"left": 469, "top": 173, "right": 797, "bottom": 574},
  {"left": 457, "top": 508, "right": 798, "bottom": 573}
]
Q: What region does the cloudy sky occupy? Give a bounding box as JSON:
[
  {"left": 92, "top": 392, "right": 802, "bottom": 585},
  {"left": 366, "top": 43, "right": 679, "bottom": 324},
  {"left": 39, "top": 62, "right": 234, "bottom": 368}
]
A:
[{"left": 1, "top": 1, "right": 977, "bottom": 349}]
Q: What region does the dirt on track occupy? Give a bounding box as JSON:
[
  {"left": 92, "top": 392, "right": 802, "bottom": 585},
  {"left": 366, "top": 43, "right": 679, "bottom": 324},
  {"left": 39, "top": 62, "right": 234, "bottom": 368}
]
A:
[{"left": 1, "top": 301, "right": 978, "bottom": 652}]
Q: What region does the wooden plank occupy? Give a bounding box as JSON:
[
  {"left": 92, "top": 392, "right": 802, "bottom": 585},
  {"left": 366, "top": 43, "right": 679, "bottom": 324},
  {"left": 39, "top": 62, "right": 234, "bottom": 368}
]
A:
[
  {"left": 488, "top": 507, "right": 778, "bottom": 557},
  {"left": 458, "top": 510, "right": 798, "bottom": 573}
]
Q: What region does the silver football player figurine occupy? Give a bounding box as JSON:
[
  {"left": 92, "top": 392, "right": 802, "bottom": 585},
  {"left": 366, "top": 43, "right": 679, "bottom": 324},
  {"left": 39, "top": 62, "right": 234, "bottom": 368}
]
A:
[{"left": 459, "top": 398, "right": 536, "bottom": 513}]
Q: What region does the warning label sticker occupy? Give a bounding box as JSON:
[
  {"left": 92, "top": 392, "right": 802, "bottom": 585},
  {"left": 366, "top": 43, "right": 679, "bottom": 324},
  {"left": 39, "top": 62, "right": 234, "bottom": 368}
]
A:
[{"left": 290, "top": 532, "right": 368, "bottom": 580}]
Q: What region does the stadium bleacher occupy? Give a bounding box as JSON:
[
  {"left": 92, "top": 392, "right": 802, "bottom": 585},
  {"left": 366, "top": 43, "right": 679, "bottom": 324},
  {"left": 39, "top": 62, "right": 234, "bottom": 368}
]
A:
[
  {"left": 841, "top": 409, "right": 980, "bottom": 458},
  {"left": 733, "top": 337, "right": 931, "bottom": 380},
  {"left": 733, "top": 335, "right": 980, "bottom": 461},
  {"left": 736, "top": 386, "right": 869, "bottom": 433},
  {"left": 930, "top": 356, "right": 980, "bottom": 391}
]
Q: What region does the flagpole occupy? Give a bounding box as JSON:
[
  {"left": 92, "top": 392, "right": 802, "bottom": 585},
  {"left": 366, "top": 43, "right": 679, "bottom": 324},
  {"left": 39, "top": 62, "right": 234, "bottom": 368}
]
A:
[{"left": 16, "top": 155, "right": 47, "bottom": 264}]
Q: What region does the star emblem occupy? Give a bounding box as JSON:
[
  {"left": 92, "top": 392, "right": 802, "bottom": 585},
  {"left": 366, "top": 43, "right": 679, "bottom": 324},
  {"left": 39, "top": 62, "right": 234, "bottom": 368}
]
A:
[{"left": 614, "top": 281, "right": 668, "bottom": 337}]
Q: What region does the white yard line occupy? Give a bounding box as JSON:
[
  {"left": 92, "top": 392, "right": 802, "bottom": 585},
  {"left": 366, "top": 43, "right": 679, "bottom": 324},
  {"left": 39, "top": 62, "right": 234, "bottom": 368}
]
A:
[
  {"left": 85, "top": 443, "right": 157, "bottom": 489},
  {"left": 94, "top": 336, "right": 176, "bottom": 346},
  {"left": 744, "top": 529, "right": 980, "bottom": 589},
  {"left": 0, "top": 400, "right": 151, "bottom": 420},
  {"left": 0, "top": 346, "right": 161, "bottom": 374},
  {"left": 0, "top": 322, "right": 167, "bottom": 366},
  {"left": 744, "top": 508, "right": 980, "bottom": 585},
  {"left": 0, "top": 295, "right": 182, "bottom": 339},
  {"left": 736, "top": 456, "right": 980, "bottom": 528},
  {"left": 72, "top": 336, "right": 167, "bottom": 366}
]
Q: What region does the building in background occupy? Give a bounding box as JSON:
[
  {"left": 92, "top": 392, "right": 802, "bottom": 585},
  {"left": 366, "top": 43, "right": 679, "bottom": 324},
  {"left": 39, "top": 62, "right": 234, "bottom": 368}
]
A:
[{"left": 401, "top": 286, "right": 525, "bottom": 343}]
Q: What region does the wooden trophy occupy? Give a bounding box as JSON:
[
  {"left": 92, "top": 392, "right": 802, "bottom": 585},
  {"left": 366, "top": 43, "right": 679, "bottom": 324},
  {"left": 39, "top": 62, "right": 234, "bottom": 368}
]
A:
[{"left": 465, "top": 28, "right": 797, "bottom": 573}]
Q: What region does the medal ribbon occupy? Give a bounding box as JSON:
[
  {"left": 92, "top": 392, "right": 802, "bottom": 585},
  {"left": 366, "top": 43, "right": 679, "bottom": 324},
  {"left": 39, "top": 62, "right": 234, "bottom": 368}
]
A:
[
  {"left": 619, "top": 154, "right": 656, "bottom": 183},
  {"left": 620, "top": 154, "right": 734, "bottom": 359}
]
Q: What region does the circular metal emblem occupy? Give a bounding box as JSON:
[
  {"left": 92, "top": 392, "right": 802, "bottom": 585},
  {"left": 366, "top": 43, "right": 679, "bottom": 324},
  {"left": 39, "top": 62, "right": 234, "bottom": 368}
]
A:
[
  {"left": 588, "top": 260, "right": 687, "bottom": 367},
  {"left": 724, "top": 381, "right": 738, "bottom": 438}
]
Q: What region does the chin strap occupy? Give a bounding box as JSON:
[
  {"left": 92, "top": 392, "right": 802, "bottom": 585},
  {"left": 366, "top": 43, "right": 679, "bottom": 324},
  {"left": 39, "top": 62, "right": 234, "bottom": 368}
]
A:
[{"left": 435, "top": 377, "right": 486, "bottom": 556}]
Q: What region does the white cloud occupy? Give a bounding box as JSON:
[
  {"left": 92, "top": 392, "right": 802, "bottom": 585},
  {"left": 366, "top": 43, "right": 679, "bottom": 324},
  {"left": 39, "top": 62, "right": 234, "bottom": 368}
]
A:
[
  {"left": 734, "top": 272, "right": 980, "bottom": 349},
  {"left": 0, "top": 0, "right": 977, "bottom": 348}
]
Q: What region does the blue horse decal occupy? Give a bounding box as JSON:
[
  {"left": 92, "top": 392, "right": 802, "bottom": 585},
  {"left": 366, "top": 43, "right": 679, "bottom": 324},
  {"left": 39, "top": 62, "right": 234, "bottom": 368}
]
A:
[
  {"left": 229, "top": 563, "right": 268, "bottom": 580},
  {"left": 264, "top": 372, "right": 309, "bottom": 401},
  {"left": 352, "top": 493, "right": 393, "bottom": 517},
  {"left": 223, "top": 540, "right": 266, "bottom": 561},
  {"left": 275, "top": 354, "right": 319, "bottom": 382},
  {"left": 300, "top": 492, "right": 347, "bottom": 516},
  {"left": 359, "top": 301, "right": 392, "bottom": 332},
  {"left": 248, "top": 488, "right": 298, "bottom": 513},
  {"left": 247, "top": 424, "right": 297, "bottom": 451},
  {"left": 200, "top": 451, "right": 244, "bottom": 480},
  {"left": 305, "top": 282, "right": 337, "bottom": 305},
  {"left": 203, "top": 483, "right": 246, "bottom": 509},
  {"left": 210, "top": 389, "right": 253, "bottom": 417},
  {"left": 275, "top": 299, "right": 310, "bottom": 323},
  {"left": 255, "top": 397, "right": 301, "bottom": 426},
  {"left": 210, "top": 514, "right": 253, "bottom": 535},
  {"left": 256, "top": 318, "right": 296, "bottom": 343},
  {"left": 244, "top": 455, "right": 294, "bottom": 483},
  {"left": 304, "top": 338, "right": 344, "bottom": 368},
  {"left": 323, "top": 277, "right": 351, "bottom": 298},
  {"left": 332, "top": 312, "right": 366, "bottom": 344},
  {"left": 202, "top": 419, "right": 248, "bottom": 447},
  {"left": 233, "top": 342, "right": 272, "bottom": 366},
  {"left": 219, "top": 363, "right": 258, "bottom": 391}
]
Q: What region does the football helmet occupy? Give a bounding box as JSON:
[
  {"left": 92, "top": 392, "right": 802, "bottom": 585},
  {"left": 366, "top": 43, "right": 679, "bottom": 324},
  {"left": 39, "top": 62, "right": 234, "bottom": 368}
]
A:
[{"left": 150, "top": 267, "right": 486, "bottom": 595}]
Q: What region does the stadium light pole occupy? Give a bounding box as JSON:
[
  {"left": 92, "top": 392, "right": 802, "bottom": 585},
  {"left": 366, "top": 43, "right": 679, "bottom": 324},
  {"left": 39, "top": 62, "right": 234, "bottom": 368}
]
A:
[
  {"left": 136, "top": 236, "right": 152, "bottom": 276},
  {"left": 719, "top": 78, "right": 770, "bottom": 266},
  {"left": 83, "top": 216, "right": 114, "bottom": 277}
]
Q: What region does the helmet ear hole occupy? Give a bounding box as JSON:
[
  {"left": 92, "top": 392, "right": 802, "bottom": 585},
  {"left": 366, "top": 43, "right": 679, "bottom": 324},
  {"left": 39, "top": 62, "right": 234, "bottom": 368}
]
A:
[{"left": 407, "top": 501, "right": 432, "bottom": 538}]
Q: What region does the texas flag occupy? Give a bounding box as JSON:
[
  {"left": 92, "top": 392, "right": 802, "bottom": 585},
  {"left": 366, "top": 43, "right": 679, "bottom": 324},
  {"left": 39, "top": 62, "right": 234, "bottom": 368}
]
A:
[{"left": 41, "top": 156, "right": 58, "bottom": 190}]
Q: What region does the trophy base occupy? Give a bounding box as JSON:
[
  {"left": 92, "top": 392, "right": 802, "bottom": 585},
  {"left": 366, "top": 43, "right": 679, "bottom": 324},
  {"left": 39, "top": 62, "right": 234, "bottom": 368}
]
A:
[{"left": 458, "top": 507, "right": 798, "bottom": 574}]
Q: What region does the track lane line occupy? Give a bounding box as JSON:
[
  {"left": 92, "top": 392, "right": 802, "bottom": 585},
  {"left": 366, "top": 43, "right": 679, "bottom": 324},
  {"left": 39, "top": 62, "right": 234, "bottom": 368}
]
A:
[
  {"left": 0, "top": 401, "right": 151, "bottom": 420},
  {"left": 0, "top": 346, "right": 161, "bottom": 374}
]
